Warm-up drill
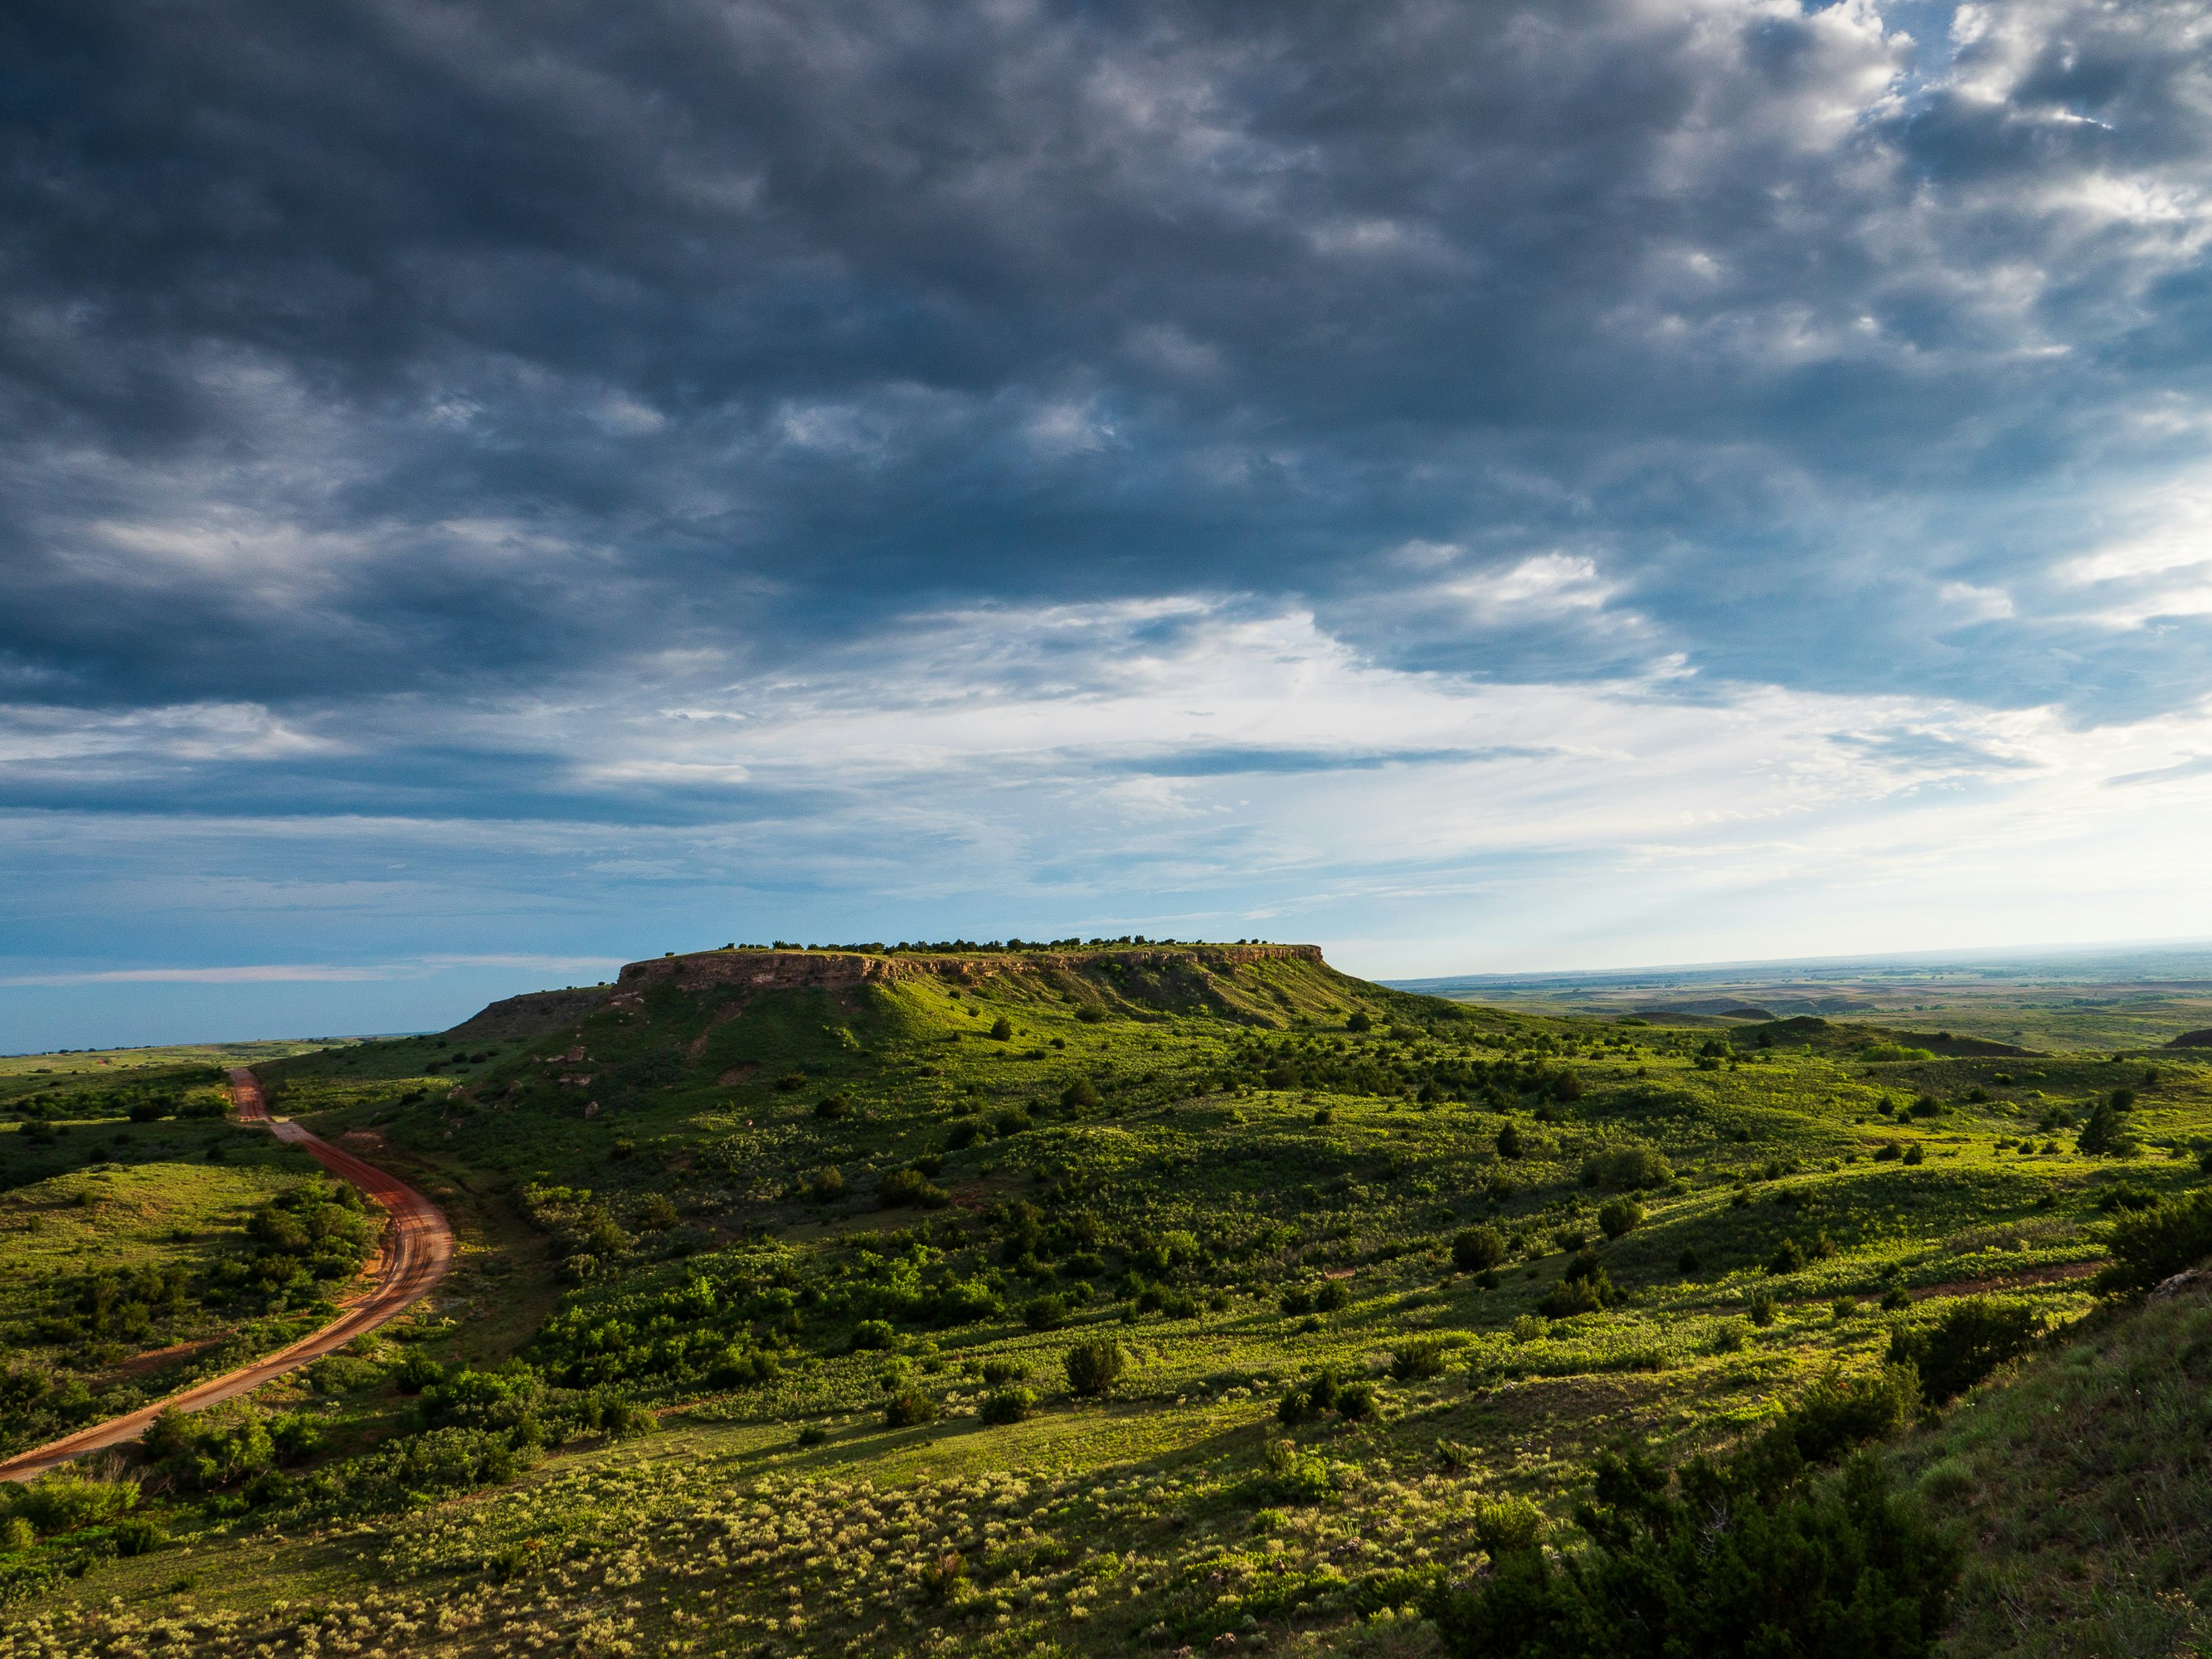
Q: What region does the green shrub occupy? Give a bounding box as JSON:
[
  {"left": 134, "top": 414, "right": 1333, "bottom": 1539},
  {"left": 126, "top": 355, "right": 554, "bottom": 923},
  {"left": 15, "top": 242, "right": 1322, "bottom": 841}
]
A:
[
  {"left": 981, "top": 1387, "right": 1034, "bottom": 1424},
  {"left": 1064, "top": 1338, "right": 1125, "bottom": 1397},
  {"left": 1581, "top": 1146, "right": 1674, "bottom": 1190},
  {"left": 1021, "top": 1293, "right": 1068, "bottom": 1331},
  {"left": 1886, "top": 1298, "right": 2038, "bottom": 1402},
  {"left": 303, "top": 1428, "right": 520, "bottom": 1515},
  {"left": 2093, "top": 1190, "right": 2212, "bottom": 1297},
  {"left": 1452, "top": 1225, "right": 1507, "bottom": 1272},
  {"left": 1425, "top": 1449, "right": 1959, "bottom": 1659},
  {"left": 1467, "top": 1496, "right": 1548, "bottom": 1556},
  {"left": 1075, "top": 1005, "right": 1106, "bottom": 1024},
  {"left": 1766, "top": 1365, "right": 1921, "bottom": 1466},
  {"left": 988, "top": 1017, "right": 1013, "bottom": 1041},
  {"left": 878, "top": 1167, "right": 951, "bottom": 1209},
  {"left": 1314, "top": 1279, "right": 1349, "bottom": 1312},
  {"left": 307, "top": 1355, "right": 384, "bottom": 1394},
  {"left": 5, "top": 1471, "right": 139, "bottom": 1536},
  {"left": 109, "top": 1515, "right": 167, "bottom": 1557},
  {"left": 2075, "top": 1097, "right": 2136, "bottom": 1157},
  {"left": 883, "top": 1390, "right": 937, "bottom": 1428},
  {"left": 1597, "top": 1198, "right": 1644, "bottom": 1238},
  {"left": 980, "top": 1358, "right": 1029, "bottom": 1386},
  {"left": 814, "top": 1095, "right": 850, "bottom": 1120},
  {"left": 1766, "top": 1237, "right": 1806, "bottom": 1276},
  {"left": 391, "top": 1351, "right": 445, "bottom": 1393},
  {"left": 1748, "top": 1292, "right": 1778, "bottom": 1327},
  {"left": 1539, "top": 1248, "right": 1616, "bottom": 1317},
  {"left": 1060, "top": 1078, "right": 1101, "bottom": 1110},
  {"left": 1391, "top": 1339, "right": 1447, "bottom": 1382},
  {"left": 850, "top": 1319, "right": 897, "bottom": 1350}
]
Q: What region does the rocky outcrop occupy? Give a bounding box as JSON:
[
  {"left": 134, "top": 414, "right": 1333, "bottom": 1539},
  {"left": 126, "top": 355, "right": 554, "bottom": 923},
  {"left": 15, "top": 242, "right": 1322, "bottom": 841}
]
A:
[
  {"left": 605, "top": 943, "right": 1323, "bottom": 1006},
  {"left": 443, "top": 985, "right": 615, "bottom": 1042}
]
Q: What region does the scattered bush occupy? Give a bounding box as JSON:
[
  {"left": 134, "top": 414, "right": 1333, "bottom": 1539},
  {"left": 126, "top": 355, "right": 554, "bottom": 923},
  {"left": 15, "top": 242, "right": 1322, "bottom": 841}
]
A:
[
  {"left": 1887, "top": 1298, "right": 2038, "bottom": 1403},
  {"left": 1597, "top": 1197, "right": 1644, "bottom": 1239},
  {"left": 2095, "top": 1190, "right": 2212, "bottom": 1296},
  {"left": 1539, "top": 1248, "right": 1617, "bottom": 1317},
  {"left": 391, "top": 1351, "right": 445, "bottom": 1393},
  {"left": 1390, "top": 1340, "right": 1447, "bottom": 1382},
  {"left": 878, "top": 1167, "right": 951, "bottom": 1209},
  {"left": 1764, "top": 1365, "right": 1921, "bottom": 1467},
  {"left": 1021, "top": 1293, "right": 1068, "bottom": 1331},
  {"left": 1467, "top": 1496, "right": 1548, "bottom": 1556},
  {"left": 883, "top": 1390, "right": 937, "bottom": 1428},
  {"left": 814, "top": 1095, "right": 850, "bottom": 1120},
  {"left": 1060, "top": 1078, "right": 1100, "bottom": 1110},
  {"left": 1452, "top": 1224, "right": 1507, "bottom": 1272},
  {"left": 2, "top": 1471, "right": 139, "bottom": 1537},
  {"left": 1581, "top": 1146, "right": 1674, "bottom": 1190},
  {"left": 1064, "top": 1338, "right": 1125, "bottom": 1397},
  {"left": 980, "top": 1387, "right": 1034, "bottom": 1424},
  {"left": 850, "top": 1319, "right": 897, "bottom": 1351},
  {"left": 1425, "top": 1448, "right": 1959, "bottom": 1659},
  {"left": 988, "top": 1017, "right": 1014, "bottom": 1041},
  {"left": 2075, "top": 1096, "right": 2136, "bottom": 1156}
]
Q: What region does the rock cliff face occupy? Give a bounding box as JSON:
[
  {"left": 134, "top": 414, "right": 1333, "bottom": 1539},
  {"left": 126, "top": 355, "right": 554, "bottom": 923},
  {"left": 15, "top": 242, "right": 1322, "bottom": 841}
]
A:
[
  {"left": 443, "top": 985, "right": 616, "bottom": 1042},
  {"left": 605, "top": 943, "right": 1323, "bottom": 1006}
]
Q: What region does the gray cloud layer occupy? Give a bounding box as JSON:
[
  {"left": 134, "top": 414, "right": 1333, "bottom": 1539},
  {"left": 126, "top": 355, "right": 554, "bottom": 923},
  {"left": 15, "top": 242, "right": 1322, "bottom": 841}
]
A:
[{"left": 8, "top": 0, "right": 2212, "bottom": 719}]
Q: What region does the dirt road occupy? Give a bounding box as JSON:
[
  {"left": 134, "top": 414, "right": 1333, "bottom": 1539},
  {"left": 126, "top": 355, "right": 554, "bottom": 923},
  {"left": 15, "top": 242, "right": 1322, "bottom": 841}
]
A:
[{"left": 0, "top": 1069, "right": 454, "bottom": 1481}]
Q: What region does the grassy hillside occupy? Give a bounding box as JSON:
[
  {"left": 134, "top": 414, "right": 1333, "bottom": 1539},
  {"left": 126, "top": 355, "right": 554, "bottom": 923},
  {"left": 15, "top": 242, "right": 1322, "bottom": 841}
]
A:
[
  {"left": 1898, "top": 1277, "right": 2212, "bottom": 1657},
  {"left": 3, "top": 943, "right": 2209, "bottom": 1655},
  {"left": 0, "top": 1064, "right": 367, "bottom": 1461}
]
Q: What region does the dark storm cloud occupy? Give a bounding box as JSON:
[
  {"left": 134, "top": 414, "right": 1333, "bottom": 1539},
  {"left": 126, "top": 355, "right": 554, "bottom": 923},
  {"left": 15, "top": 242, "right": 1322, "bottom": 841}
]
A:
[{"left": 5, "top": 0, "right": 2212, "bottom": 728}]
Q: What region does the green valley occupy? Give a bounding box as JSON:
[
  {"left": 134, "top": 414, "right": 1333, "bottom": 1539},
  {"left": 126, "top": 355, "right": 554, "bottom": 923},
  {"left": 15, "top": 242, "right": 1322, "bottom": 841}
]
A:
[{"left": 2, "top": 941, "right": 2209, "bottom": 1657}]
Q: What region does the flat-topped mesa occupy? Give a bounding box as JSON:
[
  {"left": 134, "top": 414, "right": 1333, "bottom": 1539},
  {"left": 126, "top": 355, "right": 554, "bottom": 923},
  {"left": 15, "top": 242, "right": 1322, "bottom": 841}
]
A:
[{"left": 606, "top": 942, "right": 1324, "bottom": 1005}]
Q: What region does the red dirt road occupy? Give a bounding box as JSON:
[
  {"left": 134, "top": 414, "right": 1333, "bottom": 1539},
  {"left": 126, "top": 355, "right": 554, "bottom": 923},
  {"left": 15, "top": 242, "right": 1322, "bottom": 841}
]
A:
[{"left": 0, "top": 1069, "right": 453, "bottom": 1481}]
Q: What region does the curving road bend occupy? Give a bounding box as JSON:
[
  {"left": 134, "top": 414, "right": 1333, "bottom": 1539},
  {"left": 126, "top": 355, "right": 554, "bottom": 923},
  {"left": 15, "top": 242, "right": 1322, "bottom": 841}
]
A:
[{"left": 0, "top": 1068, "right": 454, "bottom": 1482}]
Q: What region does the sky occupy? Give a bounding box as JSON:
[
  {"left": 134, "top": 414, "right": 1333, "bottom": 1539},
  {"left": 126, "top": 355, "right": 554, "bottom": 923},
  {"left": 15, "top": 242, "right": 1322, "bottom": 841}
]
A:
[{"left": 7, "top": 0, "right": 2212, "bottom": 1049}]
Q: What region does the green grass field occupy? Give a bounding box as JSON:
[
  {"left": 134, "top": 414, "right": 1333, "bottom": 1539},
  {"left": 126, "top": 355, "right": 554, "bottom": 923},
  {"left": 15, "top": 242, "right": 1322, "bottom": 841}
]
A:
[
  {"left": 0, "top": 1040, "right": 352, "bottom": 1079},
  {"left": 0, "top": 1063, "right": 377, "bottom": 1462},
  {"left": 2, "top": 944, "right": 2207, "bottom": 1656}
]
